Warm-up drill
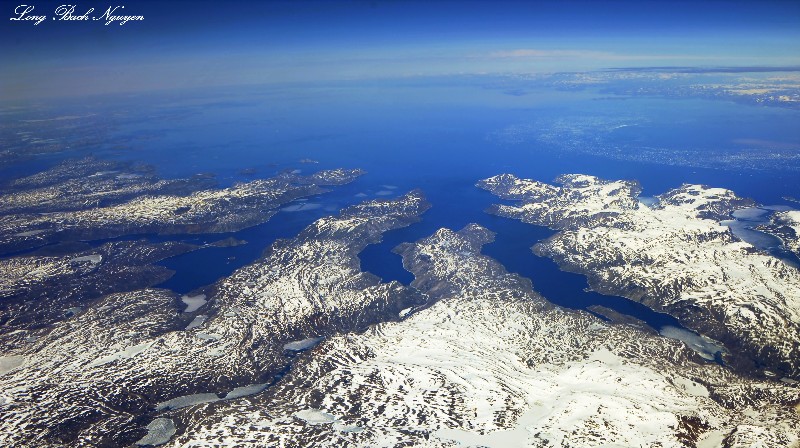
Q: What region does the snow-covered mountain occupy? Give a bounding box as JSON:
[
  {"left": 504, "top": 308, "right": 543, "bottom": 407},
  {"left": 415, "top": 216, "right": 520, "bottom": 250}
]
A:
[
  {"left": 164, "top": 224, "right": 799, "bottom": 447},
  {"left": 478, "top": 173, "right": 800, "bottom": 380},
  {"left": 0, "top": 190, "right": 429, "bottom": 446}
]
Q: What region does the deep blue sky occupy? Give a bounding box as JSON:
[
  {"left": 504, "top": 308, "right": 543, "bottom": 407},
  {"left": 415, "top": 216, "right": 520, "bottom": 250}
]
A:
[{"left": 2, "top": 0, "right": 799, "bottom": 100}]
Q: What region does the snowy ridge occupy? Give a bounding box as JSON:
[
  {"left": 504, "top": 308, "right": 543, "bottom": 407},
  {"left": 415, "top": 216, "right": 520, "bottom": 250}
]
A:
[
  {"left": 165, "top": 224, "right": 800, "bottom": 447},
  {"left": 479, "top": 173, "right": 800, "bottom": 379}
]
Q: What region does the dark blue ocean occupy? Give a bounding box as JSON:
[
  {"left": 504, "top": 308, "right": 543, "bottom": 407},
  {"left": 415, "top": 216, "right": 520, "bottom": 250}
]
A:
[{"left": 9, "top": 78, "right": 800, "bottom": 336}]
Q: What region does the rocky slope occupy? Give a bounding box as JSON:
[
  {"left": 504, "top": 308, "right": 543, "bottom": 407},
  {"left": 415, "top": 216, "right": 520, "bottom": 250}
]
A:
[
  {"left": 163, "top": 224, "right": 800, "bottom": 448},
  {"left": 0, "top": 189, "right": 428, "bottom": 447},
  {"left": 478, "top": 173, "right": 800, "bottom": 380}
]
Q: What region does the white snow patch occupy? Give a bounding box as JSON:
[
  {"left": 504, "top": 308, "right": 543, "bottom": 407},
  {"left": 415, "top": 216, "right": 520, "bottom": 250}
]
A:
[
  {"left": 670, "top": 375, "right": 709, "bottom": 397},
  {"left": 332, "top": 422, "right": 364, "bottom": 433},
  {"left": 206, "top": 347, "right": 226, "bottom": 358}
]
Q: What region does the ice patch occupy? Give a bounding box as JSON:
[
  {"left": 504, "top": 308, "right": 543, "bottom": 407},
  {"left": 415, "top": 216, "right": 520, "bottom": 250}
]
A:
[
  {"left": 732, "top": 207, "right": 768, "bottom": 220},
  {"left": 638, "top": 196, "right": 659, "bottom": 208},
  {"left": 206, "top": 347, "right": 226, "bottom": 358},
  {"left": 399, "top": 307, "right": 413, "bottom": 318},
  {"left": 762, "top": 205, "right": 795, "bottom": 211},
  {"left": 587, "top": 322, "right": 606, "bottom": 331},
  {"left": 186, "top": 315, "right": 207, "bottom": 330},
  {"left": 71, "top": 254, "right": 102, "bottom": 264},
  {"left": 283, "top": 337, "right": 323, "bottom": 352},
  {"left": 333, "top": 422, "right": 364, "bottom": 433},
  {"left": 196, "top": 332, "right": 221, "bottom": 341},
  {"left": 355, "top": 193, "right": 368, "bottom": 198},
  {"left": 670, "top": 375, "right": 709, "bottom": 397},
  {"left": 294, "top": 409, "right": 337, "bottom": 425},
  {"left": 696, "top": 429, "right": 727, "bottom": 448},
  {"left": 156, "top": 393, "right": 219, "bottom": 411},
  {"left": 659, "top": 326, "right": 727, "bottom": 361},
  {"left": 14, "top": 230, "right": 45, "bottom": 237},
  {"left": 155, "top": 383, "right": 268, "bottom": 411},
  {"left": 134, "top": 418, "right": 176, "bottom": 446},
  {"left": 721, "top": 219, "right": 781, "bottom": 250},
  {"left": 0, "top": 355, "right": 25, "bottom": 375},
  {"left": 89, "top": 341, "right": 153, "bottom": 368},
  {"left": 375, "top": 190, "right": 394, "bottom": 196},
  {"left": 223, "top": 383, "right": 268, "bottom": 400},
  {"left": 181, "top": 294, "right": 207, "bottom": 313},
  {"left": 282, "top": 203, "right": 322, "bottom": 212}
]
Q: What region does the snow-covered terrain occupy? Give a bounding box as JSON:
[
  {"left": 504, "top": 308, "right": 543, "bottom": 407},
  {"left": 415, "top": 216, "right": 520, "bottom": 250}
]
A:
[
  {"left": 3, "top": 161, "right": 799, "bottom": 447},
  {"left": 0, "top": 157, "right": 217, "bottom": 215},
  {"left": 762, "top": 210, "right": 800, "bottom": 257},
  {"left": 0, "top": 239, "right": 196, "bottom": 347},
  {"left": 0, "top": 162, "right": 364, "bottom": 254},
  {"left": 164, "top": 224, "right": 800, "bottom": 447},
  {"left": 0, "top": 190, "right": 429, "bottom": 446},
  {"left": 479, "top": 173, "right": 800, "bottom": 380}
]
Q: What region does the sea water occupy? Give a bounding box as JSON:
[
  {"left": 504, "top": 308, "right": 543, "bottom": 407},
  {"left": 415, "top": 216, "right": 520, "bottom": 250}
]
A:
[{"left": 8, "top": 79, "right": 800, "bottom": 347}]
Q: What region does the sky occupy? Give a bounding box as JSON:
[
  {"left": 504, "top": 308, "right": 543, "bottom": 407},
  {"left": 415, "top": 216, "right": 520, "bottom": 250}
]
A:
[{"left": 2, "top": 0, "right": 800, "bottom": 100}]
